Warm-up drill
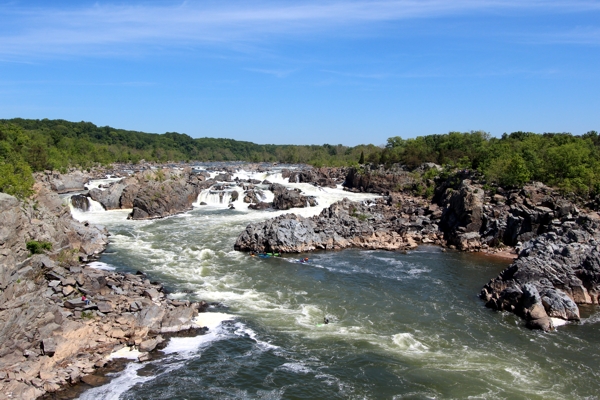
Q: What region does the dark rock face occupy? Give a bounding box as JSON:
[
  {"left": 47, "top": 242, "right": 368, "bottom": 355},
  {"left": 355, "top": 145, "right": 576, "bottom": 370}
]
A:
[
  {"left": 481, "top": 224, "right": 600, "bottom": 330},
  {"left": 119, "top": 181, "right": 140, "bottom": 208},
  {"left": 343, "top": 165, "right": 414, "bottom": 194},
  {"left": 70, "top": 194, "right": 90, "bottom": 212},
  {"left": 272, "top": 186, "right": 317, "bottom": 210},
  {"left": 431, "top": 180, "right": 584, "bottom": 252},
  {"left": 128, "top": 170, "right": 208, "bottom": 220},
  {"left": 89, "top": 182, "right": 127, "bottom": 210},
  {"left": 282, "top": 167, "right": 343, "bottom": 188},
  {"left": 440, "top": 181, "right": 484, "bottom": 234},
  {"left": 243, "top": 189, "right": 265, "bottom": 204}
]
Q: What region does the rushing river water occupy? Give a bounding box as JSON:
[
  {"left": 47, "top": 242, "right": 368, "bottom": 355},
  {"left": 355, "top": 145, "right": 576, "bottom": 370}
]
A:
[{"left": 70, "top": 169, "right": 600, "bottom": 400}]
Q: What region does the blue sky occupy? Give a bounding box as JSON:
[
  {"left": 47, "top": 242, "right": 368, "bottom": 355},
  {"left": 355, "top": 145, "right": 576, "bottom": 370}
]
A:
[{"left": 0, "top": 1, "right": 599, "bottom": 145}]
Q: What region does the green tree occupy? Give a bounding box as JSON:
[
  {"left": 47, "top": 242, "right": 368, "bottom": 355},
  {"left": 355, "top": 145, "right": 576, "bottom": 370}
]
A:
[{"left": 0, "top": 159, "right": 35, "bottom": 198}]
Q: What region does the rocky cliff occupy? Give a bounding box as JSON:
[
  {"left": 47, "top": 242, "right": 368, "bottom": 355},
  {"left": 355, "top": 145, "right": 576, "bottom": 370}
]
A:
[
  {"left": 343, "top": 165, "right": 415, "bottom": 194},
  {"left": 480, "top": 218, "right": 600, "bottom": 331},
  {"left": 0, "top": 179, "right": 207, "bottom": 399}
]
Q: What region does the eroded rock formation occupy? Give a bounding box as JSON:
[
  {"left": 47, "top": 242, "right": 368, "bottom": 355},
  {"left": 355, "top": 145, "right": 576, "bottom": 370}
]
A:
[{"left": 235, "top": 197, "right": 443, "bottom": 253}]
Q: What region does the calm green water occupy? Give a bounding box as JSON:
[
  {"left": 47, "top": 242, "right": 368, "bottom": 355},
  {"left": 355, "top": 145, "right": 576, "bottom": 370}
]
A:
[{"left": 73, "top": 173, "right": 600, "bottom": 400}]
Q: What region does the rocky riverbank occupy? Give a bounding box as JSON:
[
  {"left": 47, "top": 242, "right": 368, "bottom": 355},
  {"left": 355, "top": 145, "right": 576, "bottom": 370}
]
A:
[
  {"left": 0, "top": 179, "right": 207, "bottom": 399},
  {"left": 480, "top": 218, "right": 600, "bottom": 331},
  {"left": 235, "top": 165, "right": 600, "bottom": 330},
  {"left": 235, "top": 195, "right": 443, "bottom": 253}
]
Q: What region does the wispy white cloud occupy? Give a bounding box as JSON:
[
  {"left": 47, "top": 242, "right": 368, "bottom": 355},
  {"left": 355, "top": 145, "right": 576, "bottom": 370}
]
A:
[
  {"left": 527, "top": 26, "right": 600, "bottom": 45},
  {"left": 0, "top": 0, "right": 598, "bottom": 58},
  {"left": 246, "top": 68, "right": 297, "bottom": 78}
]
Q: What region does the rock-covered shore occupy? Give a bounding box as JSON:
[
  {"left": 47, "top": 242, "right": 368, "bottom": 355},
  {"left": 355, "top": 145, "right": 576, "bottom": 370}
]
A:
[{"left": 0, "top": 177, "right": 207, "bottom": 399}]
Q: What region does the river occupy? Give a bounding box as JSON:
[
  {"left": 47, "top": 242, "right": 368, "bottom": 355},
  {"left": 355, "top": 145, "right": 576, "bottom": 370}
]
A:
[{"left": 70, "top": 168, "right": 600, "bottom": 399}]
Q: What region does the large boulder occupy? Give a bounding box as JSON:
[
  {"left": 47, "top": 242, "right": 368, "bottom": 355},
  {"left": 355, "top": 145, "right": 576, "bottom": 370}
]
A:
[
  {"left": 89, "top": 181, "right": 127, "bottom": 210},
  {"left": 481, "top": 227, "right": 600, "bottom": 329},
  {"left": 70, "top": 194, "right": 90, "bottom": 212},
  {"left": 343, "top": 165, "right": 413, "bottom": 194},
  {"left": 128, "top": 171, "right": 207, "bottom": 220},
  {"left": 45, "top": 171, "right": 90, "bottom": 193},
  {"left": 440, "top": 180, "right": 484, "bottom": 234},
  {"left": 272, "top": 187, "right": 317, "bottom": 210}
]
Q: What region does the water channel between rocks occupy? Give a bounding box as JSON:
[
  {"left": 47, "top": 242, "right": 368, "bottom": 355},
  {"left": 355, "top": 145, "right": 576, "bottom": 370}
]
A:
[{"left": 70, "top": 171, "right": 600, "bottom": 400}]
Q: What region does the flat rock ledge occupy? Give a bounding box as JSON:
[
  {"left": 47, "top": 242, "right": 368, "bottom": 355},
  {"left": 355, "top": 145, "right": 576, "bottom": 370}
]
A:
[
  {"left": 481, "top": 218, "right": 600, "bottom": 331},
  {"left": 0, "top": 255, "right": 207, "bottom": 399},
  {"left": 234, "top": 197, "right": 444, "bottom": 253}
]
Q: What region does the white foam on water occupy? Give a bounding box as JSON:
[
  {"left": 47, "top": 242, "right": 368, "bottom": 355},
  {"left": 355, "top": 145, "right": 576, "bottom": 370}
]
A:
[
  {"left": 84, "top": 177, "right": 123, "bottom": 190},
  {"left": 194, "top": 312, "right": 234, "bottom": 329},
  {"left": 198, "top": 248, "right": 215, "bottom": 260},
  {"left": 161, "top": 312, "right": 235, "bottom": 355},
  {"left": 581, "top": 312, "right": 600, "bottom": 325},
  {"left": 232, "top": 321, "right": 279, "bottom": 351},
  {"left": 391, "top": 333, "right": 429, "bottom": 353},
  {"left": 107, "top": 345, "right": 141, "bottom": 360},
  {"left": 278, "top": 362, "right": 313, "bottom": 374},
  {"left": 76, "top": 363, "right": 150, "bottom": 400},
  {"left": 551, "top": 318, "right": 568, "bottom": 327},
  {"left": 87, "top": 261, "right": 116, "bottom": 271}
]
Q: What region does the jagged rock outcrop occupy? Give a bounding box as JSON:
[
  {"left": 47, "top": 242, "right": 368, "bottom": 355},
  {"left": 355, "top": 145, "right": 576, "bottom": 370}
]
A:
[
  {"left": 282, "top": 167, "right": 343, "bottom": 188},
  {"left": 243, "top": 189, "right": 266, "bottom": 204},
  {"left": 343, "top": 165, "right": 415, "bottom": 194},
  {"left": 128, "top": 169, "right": 209, "bottom": 220},
  {"left": 438, "top": 180, "right": 485, "bottom": 251},
  {"left": 39, "top": 171, "right": 92, "bottom": 194},
  {"left": 434, "top": 180, "right": 583, "bottom": 252},
  {"left": 480, "top": 220, "right": 600, "bottom": 330},
  {"left": 89, "top": 181, "right": 128, "bottom": 210},
  {"left": 234, "top": 197, "right": 443, "bottom": 253},
  {"left": 271, "top": 184, "right": 317, "bottom": 210}
]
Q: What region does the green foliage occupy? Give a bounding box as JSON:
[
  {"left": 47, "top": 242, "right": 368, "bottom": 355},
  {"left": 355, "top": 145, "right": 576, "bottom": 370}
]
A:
[
  {"left": 81, "top": 311, "right": 95, "bottom": 320},
  {"left": 0, "top": 119, "right": 382, "bottom": 171},
  {"left": 155, "top": 169, "right": 166, "bottom": 182},
  {"left": 1, "top": 118, "right": 599, "bottom": 198},
  {"left": 0, "top": 159, "right": 35, "bottom": 198},
  {"left": 57, "top": 248, "right": 79, "bottom": 267},
  {"left": 26, "top": 240, "right": 52, "bottom": 255}
]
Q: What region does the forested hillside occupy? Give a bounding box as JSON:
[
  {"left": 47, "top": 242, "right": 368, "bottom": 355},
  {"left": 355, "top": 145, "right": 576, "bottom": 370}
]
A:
[
  {"left": 380, "top": 130, "right": 600, "bottom": 197},
  {"left": 1, "top": 118, "right": 599, "bottom": 199}
]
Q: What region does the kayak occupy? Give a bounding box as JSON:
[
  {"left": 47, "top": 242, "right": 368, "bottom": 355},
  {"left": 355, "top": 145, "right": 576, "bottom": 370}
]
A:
[{"left": 257, "top": 253, "right": 280, "bottom": 258}]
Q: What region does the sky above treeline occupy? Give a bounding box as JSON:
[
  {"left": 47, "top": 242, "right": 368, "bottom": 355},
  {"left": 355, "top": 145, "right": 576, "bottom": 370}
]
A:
[{"left": 0, "top": 1, "right": 599, "bottom": 146}]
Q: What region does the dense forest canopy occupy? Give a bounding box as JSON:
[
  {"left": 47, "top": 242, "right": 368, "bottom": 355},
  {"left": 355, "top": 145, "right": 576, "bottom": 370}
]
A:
[{"left": 0, "top": 118, "right": 598, "bottom": 199}]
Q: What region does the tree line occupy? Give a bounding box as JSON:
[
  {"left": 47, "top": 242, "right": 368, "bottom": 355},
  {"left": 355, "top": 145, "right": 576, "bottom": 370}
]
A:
[
  {"left": 0, "top": 118, "right": 598, "bottom": 199},
  {"left": 381, "top": 130, "right": 600, "bottom": 197}
]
